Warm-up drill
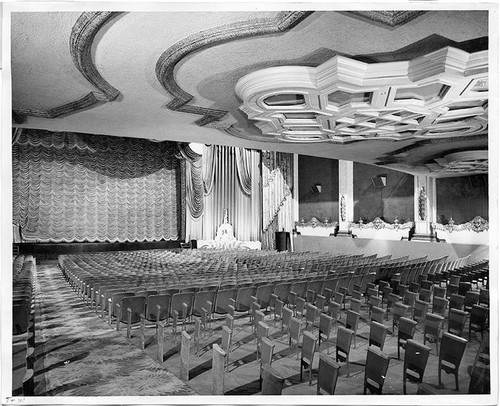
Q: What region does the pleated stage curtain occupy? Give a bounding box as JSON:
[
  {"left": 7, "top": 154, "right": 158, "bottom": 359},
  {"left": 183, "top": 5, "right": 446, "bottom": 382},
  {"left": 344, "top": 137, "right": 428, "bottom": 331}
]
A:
[
  {"left": 12, "top": 129, "right": 182, "bottom": 243},
  {"left": 184, "top": 145, "right": 261, "bottom": 242},
  {"left": 261, "top": 151, "right": 294, "bottom": 250}
]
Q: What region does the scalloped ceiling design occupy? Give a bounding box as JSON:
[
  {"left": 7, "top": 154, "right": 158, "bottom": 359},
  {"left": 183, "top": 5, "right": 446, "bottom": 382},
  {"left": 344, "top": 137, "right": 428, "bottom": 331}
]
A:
[{"left": 235, "top": 47, "right": 488, "bottom": 143}]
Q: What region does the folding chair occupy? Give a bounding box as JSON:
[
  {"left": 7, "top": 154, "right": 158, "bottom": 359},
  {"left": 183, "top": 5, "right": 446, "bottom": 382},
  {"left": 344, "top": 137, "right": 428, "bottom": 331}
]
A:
[
  {"left": 363, "top": 347, "right": 390, "bottom": 394},
  {"left": 369, "top": 321, "right": 387, "bottom": 351},
  {"left": 438, "top": 332, "right": 468, "bottom": 391},
  {"left": 317, "top": 354, "right": 340, "bottom": 395},
  {"left": 300, "top": 331, "right": 316, "bottom": 385},
  {"left": 397, "top": 317, "right": 417, "bottom": 359},
  {"left": 403, "top": 339, "right": 431, "bottom": 394}
]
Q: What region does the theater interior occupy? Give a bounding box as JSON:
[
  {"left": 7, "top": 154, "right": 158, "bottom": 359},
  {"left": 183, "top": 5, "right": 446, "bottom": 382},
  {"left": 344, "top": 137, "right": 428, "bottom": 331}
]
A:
[{"left": 2, "top": 4, "right": 497, "bottom": 404}]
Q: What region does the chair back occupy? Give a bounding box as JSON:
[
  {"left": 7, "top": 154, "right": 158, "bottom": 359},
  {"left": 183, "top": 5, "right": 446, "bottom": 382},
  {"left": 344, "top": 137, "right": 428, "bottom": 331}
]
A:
[
  {"left": 370, "top": 306, "right": 385, "bottom": 323},
  {"left": 302, "top": 330, "right": 316, "bottom": 364},
  {"left": 449, "top": 294, "right": 465, "bottom": 311},
  {"left": 193, "top": 290, "right": 216, "bottom": 317},
  {"left": 257, "top": 321, "right": 270, "bottom": 344},
  {"left": 439, "top": 332, "right": 468, "bottom": 368},
  {"left": 348, "top": 298, "right": 360, "bottom": 313},
  {"left": 282, "top": 307, "right": 293, "bottom": 332},
  {"left": 328, "top": 301, "right": 341, "bottom": 320},
  {"left": 434, "top": 286, "right": 446, "bottom": 298},
  {"left": 413, "top": 299, "right": 428, "bottom": 322},
  {"left": 260, "top": 336, "right": 275, "bottom": 368},
  {"left": 315, "top": 294, "right": 326, "bottom": 311},
  {"left": 464, "top": 291, "right": 479, "bottom": 311},
  {"left": 261, "top": 364, "right": 285, "bottom": 395},
  {"left": 274, "top": 283, "right": 291, "bottom": 302},
  {"left": 317, "top": 354, "right": 340, "bottom": 395},
  {"left": 120, "top": 295, "right": 147, "bottom": 323},
  {"left": 319, "top": 313, "right": 333, "bottom": 340},
  {"left": 469, "top": 304, "right": 488, "bottom": 340},
  {"left": 336, "top": 326, "right": 353, "bottom": 355},
  {"left": 399, "top": 317, "right": 417, "bottom": 339},
  {"left": 364, "top": 347, "right": 390, "bottom": 394},
  {"left": 112, "top": 291, "right": 135, "bottom": 316},
  {"left": 255, "top": 284, "right": 274, "bottom": 308},
  {"left": 296, "top": 280, "right": 310, "bottom": 298},
  {"left": 345, "top": 310, "right": 359, "bottom": 333},
  {"left": 214, "top": 288, "right": 237, "bottom": 314},
  {"left": 305, "top": 303, "right": 318, "bottom": 326},
  {"left": 369, "top": 321, "right": 387, "bottom": 351},
  {"left": 234, "top": 286, "right": 257, "bottom": 311},
  {"left": 432, "top": 296, "right": 448, "bottom": 317},
  {"left": 145, "top": 294, "right": 170, "bottom": 321},
  {"left": 289, "top": 316, "right": 301, "bottom": 342},
  {"left": 448, "top": 308, "right": 468, "bottom": 337},
  {"left": 424, "top": 313, "right": 444, "bottom": 339},
  {"left": 403, "top": 291, "right": 418, "bottom": 307},
  {"left": 171, "top": 292, "right": 195, "bottom": 318}
]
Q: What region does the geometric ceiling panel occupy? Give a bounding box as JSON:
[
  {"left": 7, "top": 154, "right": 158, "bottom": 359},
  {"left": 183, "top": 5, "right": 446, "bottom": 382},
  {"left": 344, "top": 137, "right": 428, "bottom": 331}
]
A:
[
  {"left": 236, "top": 46, "right": 488, "bottom": 143},
  {"left": 425, "top": 150, "right": 488, "bottom": 175}
]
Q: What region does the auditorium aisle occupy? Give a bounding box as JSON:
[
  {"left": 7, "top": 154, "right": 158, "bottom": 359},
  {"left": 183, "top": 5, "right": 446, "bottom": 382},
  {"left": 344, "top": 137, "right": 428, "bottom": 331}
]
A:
[{"left": 18, "top": 260, "right": 197, "bottom": 397}]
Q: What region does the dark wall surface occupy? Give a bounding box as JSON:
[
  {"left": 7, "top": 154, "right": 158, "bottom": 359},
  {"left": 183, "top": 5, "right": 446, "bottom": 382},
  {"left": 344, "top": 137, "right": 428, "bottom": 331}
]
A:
[
  {"left": 298, "top": 156, "right": 414, "bottom": 224},
  {"left": 353, "top": 163, "right": 414, "bottom": 223},
  {"left": 298, "top": 155, "right": 339, "bottom": 222},
  {"left": 436, "top": 175, "right": 488, "bottom": 224}
]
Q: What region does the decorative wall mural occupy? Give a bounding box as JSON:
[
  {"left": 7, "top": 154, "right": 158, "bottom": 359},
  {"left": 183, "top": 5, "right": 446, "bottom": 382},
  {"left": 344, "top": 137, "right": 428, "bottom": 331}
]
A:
[
  {"left": 12, "top": 129, "right": 181, "bottom": 243},
  {"left": 236, "top": 47, "right": 488, "bottom": 143},
  {"left": 425, "top": 150, "right": 488, "bottom": 175}
]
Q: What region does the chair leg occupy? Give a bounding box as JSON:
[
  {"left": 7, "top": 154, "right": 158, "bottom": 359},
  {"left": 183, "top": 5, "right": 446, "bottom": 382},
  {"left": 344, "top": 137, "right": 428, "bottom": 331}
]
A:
[
  {"left": 438, "top": 362, "right": 442, "bottom": 387},
  {"left": 126, "top": 308, "right": 132, "bottom": 339}
]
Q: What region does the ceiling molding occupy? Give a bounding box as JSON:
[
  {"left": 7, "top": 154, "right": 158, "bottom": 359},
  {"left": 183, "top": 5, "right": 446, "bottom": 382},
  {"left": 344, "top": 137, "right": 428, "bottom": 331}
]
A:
[
  {"left": 347, "top": 11, "right": 427, "bottom": 28},
  {"left": 13, "top": 92, "right": 103, "bottom": 119},
  {"left": 155, "top": 11, "right": 314, "bottom": 126},
  {"left": 69, "top": 12, "right": 123, "bottom": 102}
]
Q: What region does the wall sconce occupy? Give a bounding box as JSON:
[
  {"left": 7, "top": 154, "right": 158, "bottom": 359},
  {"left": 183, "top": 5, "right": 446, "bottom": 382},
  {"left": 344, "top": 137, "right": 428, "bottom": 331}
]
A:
[
  {"left": 371, "top": 175, "right": 387, "bottom": 188},
  {"left": 310, "top": 183, "right": 322, "bottom": 194}
]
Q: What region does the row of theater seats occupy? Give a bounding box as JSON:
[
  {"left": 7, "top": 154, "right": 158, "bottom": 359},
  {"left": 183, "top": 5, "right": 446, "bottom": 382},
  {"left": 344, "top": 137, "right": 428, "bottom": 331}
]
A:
[
  {"left": 182, "top": 255, "right": 490, "bottom": 395},
  {"left": 61, "top": 248, "right": 488, "bottom": 394},
  {"left": 12, "top": 254, "right": 36, "bottom": 396},
  {"left": 60, "top": 249, "right": 416, "bottom": 297},
  {"left": 61, "top": 250, "right": 435, "bottom": 338}
]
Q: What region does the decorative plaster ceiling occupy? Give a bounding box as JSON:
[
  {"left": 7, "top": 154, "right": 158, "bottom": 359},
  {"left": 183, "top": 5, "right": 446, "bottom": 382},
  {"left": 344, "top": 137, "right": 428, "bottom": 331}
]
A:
[
  {"left": 425, "top": 150, "right": 488, "bottom": 176},
  {"left": 8, "top": 7, "right": 492, "bottom": 177},
  {"left": 235, "top": 47, "right": 487, "bottom": 143}
]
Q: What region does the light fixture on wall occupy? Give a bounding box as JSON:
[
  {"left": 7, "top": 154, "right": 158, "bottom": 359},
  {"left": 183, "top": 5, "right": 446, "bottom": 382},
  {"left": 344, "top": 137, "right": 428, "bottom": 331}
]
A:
[
  {"left": 310, "top": 183, "right": 322, "bottom": 194},
  {"left": 371, "top": 175, "right": 387, "bottom": 188}
]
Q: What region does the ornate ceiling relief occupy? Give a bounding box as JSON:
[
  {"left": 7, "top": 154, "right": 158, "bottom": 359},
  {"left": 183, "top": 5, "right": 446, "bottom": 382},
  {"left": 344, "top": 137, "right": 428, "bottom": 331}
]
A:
[
  {"left": 425, "top": 150, "right": 488, "bottom": 175},
  {"left": 155, "top": 11, "right": 313, "bottom": 126},
  {"left": 13, "top": 12, "right": 123, "bottom": 121},
  {"left": 235, "top": 47, "right": 488, "bottom": 143}
]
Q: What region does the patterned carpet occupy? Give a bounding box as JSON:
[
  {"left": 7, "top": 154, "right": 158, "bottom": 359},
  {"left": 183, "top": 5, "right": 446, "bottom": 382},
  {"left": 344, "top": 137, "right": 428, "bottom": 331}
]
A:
[{"left": 32, "top": 261, "right": 197, "bottom": 396}]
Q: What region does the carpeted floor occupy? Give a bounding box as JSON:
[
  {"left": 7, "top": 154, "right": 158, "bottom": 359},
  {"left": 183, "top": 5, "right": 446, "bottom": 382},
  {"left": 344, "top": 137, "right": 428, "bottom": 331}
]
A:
[{"left": 18, "top": 261, "right": 196, "bottom": 396}]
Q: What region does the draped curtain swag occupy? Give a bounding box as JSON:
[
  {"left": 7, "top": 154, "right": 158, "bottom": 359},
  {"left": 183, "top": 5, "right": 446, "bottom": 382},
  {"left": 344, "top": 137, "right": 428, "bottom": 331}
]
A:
[
  {"left": 178, "top": 144, "right": 204, "bottom": 220},
  {"left": 261, "top": 151, "right": 294, "bottom": 250},
  {"left": 12, "top": 129, "right": 181, "bottom": 243}
]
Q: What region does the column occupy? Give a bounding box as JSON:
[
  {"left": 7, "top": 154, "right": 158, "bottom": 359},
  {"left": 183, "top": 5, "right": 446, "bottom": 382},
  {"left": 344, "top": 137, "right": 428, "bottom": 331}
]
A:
[
  {"left": 337, "top": 160, "right": 354, "bottom": 237},
  {"left": 412, "top": 174, "right": 437, "bottom": 241}
]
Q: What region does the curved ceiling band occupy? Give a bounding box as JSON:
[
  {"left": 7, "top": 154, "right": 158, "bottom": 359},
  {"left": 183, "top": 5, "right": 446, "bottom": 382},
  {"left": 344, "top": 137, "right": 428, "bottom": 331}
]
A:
[
  {"left": 155, "top": 11, "right": 314, "bottom": 127},
  {"left": 13, "top": 12, "right": 123, "bottom": 122},
  {"left": 69, "top": 11, "right": 123, "bottom": 101}
]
